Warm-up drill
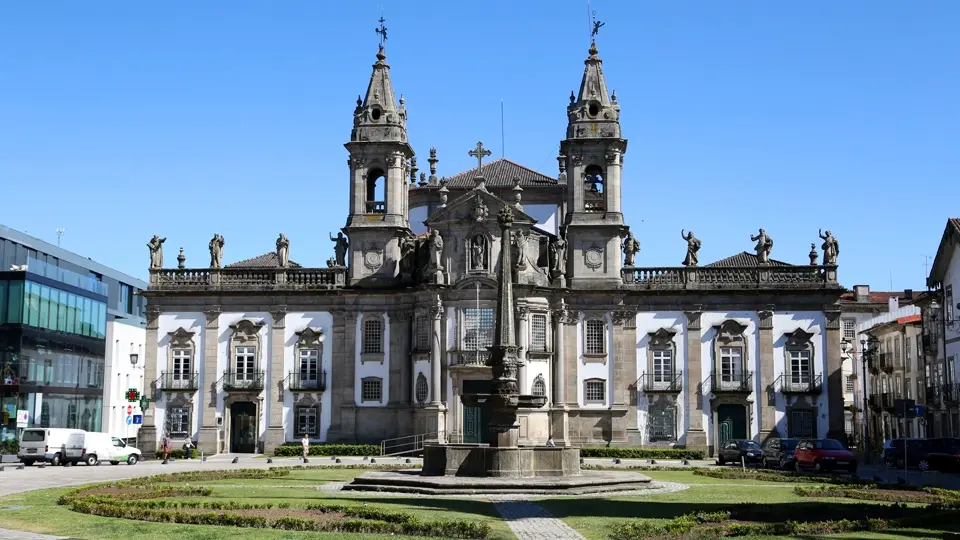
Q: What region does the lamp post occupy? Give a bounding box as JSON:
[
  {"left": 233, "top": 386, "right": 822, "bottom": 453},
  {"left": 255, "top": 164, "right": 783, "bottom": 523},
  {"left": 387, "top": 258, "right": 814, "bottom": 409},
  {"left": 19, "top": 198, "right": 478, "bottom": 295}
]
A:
[
  {"left": 841, "top": 338, "right": 852, "bottom": 443},
  {"left": 129, "top": 353, "right": 139, "bottom": 368},
  {"left": 860, "top": 335, "right": 880, "bottom": 461}
]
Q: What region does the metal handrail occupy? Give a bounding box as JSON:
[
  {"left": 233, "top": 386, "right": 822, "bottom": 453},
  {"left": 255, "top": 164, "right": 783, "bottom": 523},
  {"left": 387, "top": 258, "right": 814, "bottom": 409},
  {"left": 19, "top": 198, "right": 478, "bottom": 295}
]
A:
[{"left": 380, "top": 430, "right": 448, "bottom": 457}]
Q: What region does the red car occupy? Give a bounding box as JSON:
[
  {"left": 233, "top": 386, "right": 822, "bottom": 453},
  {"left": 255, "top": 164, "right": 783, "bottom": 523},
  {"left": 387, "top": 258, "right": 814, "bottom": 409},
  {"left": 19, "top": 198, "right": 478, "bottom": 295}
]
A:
[{"left": 793, "top": 438, "right": 857, "bottom": 474}]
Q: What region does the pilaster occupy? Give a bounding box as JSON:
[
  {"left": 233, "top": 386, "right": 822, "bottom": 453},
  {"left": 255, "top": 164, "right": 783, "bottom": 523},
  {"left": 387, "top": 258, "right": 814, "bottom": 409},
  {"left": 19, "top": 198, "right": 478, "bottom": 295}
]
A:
[
  {"left": 198, "top": 308, "right": 221, "bottom": 455},
  {"left": 613, "top": 310, "right": 638, "bottom": 432},
  {"left": 265, "top": 308, "right": 286, "bottom": 453},
  {"left": 825, "top": 310, "right": 846, "bottom": 442},
  {"left": 430, "top": 300, "right": 444, "bottom": 405},
  {"left": 517, "top": 306, "right": 529, "bottom": 392},
  {"left": 326, "top": 310, "right": 354, "bottom": 442},
  {"left": 758, "top": 308, "right": 777, "bottom": 441},
  {"left": 684, "top": 308, "right": 707, "bottom": 452},
  {"left": 140, "top": 306, "right": 160, "bottom": 457}
]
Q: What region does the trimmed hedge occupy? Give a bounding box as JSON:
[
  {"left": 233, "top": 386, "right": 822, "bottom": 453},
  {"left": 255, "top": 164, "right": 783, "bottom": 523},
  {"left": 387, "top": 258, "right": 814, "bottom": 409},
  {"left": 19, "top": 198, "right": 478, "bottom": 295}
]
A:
[
  {"left": 579, "top": 447, "right": 704, "bottom": 460},
  {"left": 692, "top": 468, "right": 875, "bottom": 486},
  {"left": 274, "top": 444, "right": 381, "bottom": 457}
]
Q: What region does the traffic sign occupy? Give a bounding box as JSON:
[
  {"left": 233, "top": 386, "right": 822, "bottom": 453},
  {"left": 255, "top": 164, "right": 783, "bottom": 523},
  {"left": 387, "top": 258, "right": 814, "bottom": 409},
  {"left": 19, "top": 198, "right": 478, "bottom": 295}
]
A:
[
  {"left": 126, "top": 416, "right": 133, "bottom": 425},
  {"left": 16, "top": 410, "right": 28, "bottom": 428},
  {"left": 895, "top": 399, "right": 917, "bottom": 419},
  {"left": 133, "top": 414, "right": 143, "bottom": 425},
  {"left": 915, "top": 404, "right": 925, "bottom": 418},
  {"left": 127, "top": 405, "right": 133, "bottom": 415}
]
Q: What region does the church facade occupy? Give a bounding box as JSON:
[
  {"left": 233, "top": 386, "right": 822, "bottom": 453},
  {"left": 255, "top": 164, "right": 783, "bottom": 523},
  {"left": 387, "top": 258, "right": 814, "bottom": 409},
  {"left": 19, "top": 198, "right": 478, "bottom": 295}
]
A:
[{"left": 139, "top": 39, "right": 845, "bottom": 457}]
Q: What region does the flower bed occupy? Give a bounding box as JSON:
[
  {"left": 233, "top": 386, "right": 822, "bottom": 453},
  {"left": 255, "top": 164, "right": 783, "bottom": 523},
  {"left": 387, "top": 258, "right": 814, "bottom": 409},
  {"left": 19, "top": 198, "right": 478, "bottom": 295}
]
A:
[
  {"left": 692, "top": 468, "right": 875, "bottom": 485},
  {"left": 273, "top": 444, "right": 381, "bottom": 457},
  {"left": 795, "top": 484, "right": 960, "bottom": 504},
  {"left": 580, "top": 447, "right": 704, "bottom": 460}
]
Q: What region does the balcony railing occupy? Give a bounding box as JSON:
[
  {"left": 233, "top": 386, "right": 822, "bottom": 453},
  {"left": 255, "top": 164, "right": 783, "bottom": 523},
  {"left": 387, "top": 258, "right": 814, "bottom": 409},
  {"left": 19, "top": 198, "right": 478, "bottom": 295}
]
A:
[
  {"left": 638, "top": 371, "right": 682, "bottom": 393},
  {"left": 149, "top": 266, "right": 347, "bottom": 292},
  {"left": 365, "top": 201, "right": 386, "bottom": 214},
  {"left": 707, "top": 371, "right": 753, "bottom": 394},
  {"left": 620, "top": 264, "right": 838, "bottom": 290},
  {"left": 878, "top": 353, "right": 894, "bottom": 372},
  {"left": 869, "top": 394, "right": 882, "bottom": 410},
  {"left": 881, "top": 392, "right": 895, "bottom": 410},
  {"left": 452, "top": 351, "right": 491, "bottom": 367},
  {"left": 287, "top": 371, "right": 327, "bottom": 392},
  {"left": 222, "top": 371, "right": 265, "bottom": 391},
  {"left": 927, "top": 386, "right": 942, "bottom": 407},
  {"left": 775, "top": 373, "right": 822, "bottom": 394},
  {"left": 158, "top": 371, "right": 198, "bottom": 391},
  {"left": 942, "top": 383, "right": 960, "bottom": 404}
]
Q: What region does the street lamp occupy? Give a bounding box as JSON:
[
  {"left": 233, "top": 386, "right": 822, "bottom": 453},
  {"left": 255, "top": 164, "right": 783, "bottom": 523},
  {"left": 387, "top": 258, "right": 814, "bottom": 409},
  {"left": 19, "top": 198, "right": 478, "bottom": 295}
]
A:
[
  {"left": 860, "top": 335, "right": 880, "bottom": 461},
  {"left": 129, "top": 353, "right": 139, "bottom": 368}
]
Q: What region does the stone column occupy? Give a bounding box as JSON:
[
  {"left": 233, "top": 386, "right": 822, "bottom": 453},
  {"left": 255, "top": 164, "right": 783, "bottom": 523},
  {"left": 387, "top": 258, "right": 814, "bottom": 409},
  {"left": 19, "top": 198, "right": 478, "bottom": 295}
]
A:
[
  {"left": 387, "top": 152, "right": 405, "bottom": 217},
  {"left": 140, "top": 306, "right": 160, "bottom": 458},
  {"left": 551, "top": 308, "right": 573, "bottom": 445},
  {"left": 605, "top": 151, "right": 623, "bottom": 214},
  {"left": 684, "top": 309, "right": 707, "bottom": 453},
  {"left": 265, "top": 308, "right": 286, "bottom": 453},
  {"left": 825, "top": 310, "right": 846, "bottom": 442},
  {"left": 517, "top": 306, "right": 529, "bottom": 393},
  {"left": 614, "top": 311, "right": 639, "bottom": 441},
  {"left": 758, "top": 309, "right": 777, "bottom": 441},
  {"left": 326, "top": 310, "right": 354, "bottom": 442},
  {"left": 431, "top": 302, "right": 443, "bottom": 405},
  {"left": 198, "top": 308, "right": 221, "bottom": 455}
]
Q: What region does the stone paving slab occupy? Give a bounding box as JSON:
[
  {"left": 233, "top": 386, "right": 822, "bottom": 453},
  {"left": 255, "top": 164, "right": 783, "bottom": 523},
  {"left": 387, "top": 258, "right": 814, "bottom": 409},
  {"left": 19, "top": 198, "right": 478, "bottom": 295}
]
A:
[
  {"left": 494, "top": 501, "right": 586, "bottom": 540},
  {"left": 0, "top": 529, "right": 75, "bottom": 540}
]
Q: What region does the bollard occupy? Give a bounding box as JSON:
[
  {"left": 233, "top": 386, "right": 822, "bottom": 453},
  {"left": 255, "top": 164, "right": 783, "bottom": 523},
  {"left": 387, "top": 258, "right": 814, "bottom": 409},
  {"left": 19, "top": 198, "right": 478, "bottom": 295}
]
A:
[
  {"left": 614, "top": 458, "right": 622, "bottom": 465},
  {"left": 371, "top": 458, "right": 377, "bottom": 464},
  {"left": 335, "top": 458, "right": 342, "bottom": 464},
  {"left": 16, "top": 465, "right": 24, "bottom": 470},
  {"left": 331, "top": 456, "right": 337, "bottom": 461},
  {"left": 682, "top": 458, "right": 690, "bottom": 466},
  {"left": 648, "top": 459, "right": 656, "bottom": 465},
  {"left": 363, "top": 456, "right": 369, "bottom": 461},
  {"left": 231, "top": 457, "right": 239, "bottom": 464},
  {"left": 405, "top": 458, "right": 411, "bottom": 464},
  {"left": 161, "top": 459, "right": 169, "bottom": 465},
  {"left": 267, "top": 458, "right": 273, "bottom": 464}
]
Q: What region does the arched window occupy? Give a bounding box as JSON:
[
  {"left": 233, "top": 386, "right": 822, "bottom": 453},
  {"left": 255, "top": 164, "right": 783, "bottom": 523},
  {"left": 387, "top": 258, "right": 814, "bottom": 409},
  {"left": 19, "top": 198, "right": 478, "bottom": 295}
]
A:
[
  {"left": 532, "top": 375, "right": 546, "bottom": 397},
  {"left": 365, "top": 168, "right": 386, "bottom": 214},
  {"left": 583, "top": 165, "right": 604, "bottom": 212},
  {"left": 415, "top": 373, "right": 429, "bottom": 405}
]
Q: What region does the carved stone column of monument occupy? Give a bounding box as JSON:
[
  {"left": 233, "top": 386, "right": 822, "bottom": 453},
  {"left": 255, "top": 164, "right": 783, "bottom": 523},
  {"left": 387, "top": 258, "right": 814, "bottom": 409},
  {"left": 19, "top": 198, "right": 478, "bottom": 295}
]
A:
[
  {"left": 430, "top": 302, "right": 444, "bottom": 406},
  {"left": 517, "top": 306, "right": 529, "bottom": 393},
  {"left": 265, "top": 308, "right": 286, "bottom": 453},
  {"left": 198, "top": 308, "right": 221, "bottom": 455},
  {"left": 684, "top": 309, "right": 707, "bottom": 453},
  {"left": 758, "top": 309, "right": 777, "bottom": 441},
  {"left": 824, "top": 310, "right": 846, "bottom": 442},
  {"left": 140, "top": 306, "right": 161, "bottom": 458},
  {"left": 551, "top": 308, "right": 572, "bottom": 446},
  {"left": 325, "top": 310, "right": 353, "bottom": 443}
]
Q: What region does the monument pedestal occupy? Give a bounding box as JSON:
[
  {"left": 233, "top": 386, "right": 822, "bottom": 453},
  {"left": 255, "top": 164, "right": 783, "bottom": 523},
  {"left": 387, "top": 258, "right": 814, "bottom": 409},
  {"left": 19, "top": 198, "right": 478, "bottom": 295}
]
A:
[
  {"left": 422, "top": 444, "right": 581, "bottom": 478},
  {"left": 139, "top": 426, "right": 158, "bottom": 458},
  {"left": 550, "top": 407, "right": 571, "bottom": 446},
  {"left": 198, "top": 426, "right": 221, "bottom": 456}
]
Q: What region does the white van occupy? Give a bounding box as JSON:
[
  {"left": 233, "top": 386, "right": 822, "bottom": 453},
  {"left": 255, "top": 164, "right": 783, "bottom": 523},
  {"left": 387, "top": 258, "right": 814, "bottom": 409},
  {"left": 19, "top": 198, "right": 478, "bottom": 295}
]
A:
[
  {"left": 17, "top": 428, "right": 84, "bottom": 466},
  {"left": 66, "top": 432, "right": 142, "bottom": 466}
]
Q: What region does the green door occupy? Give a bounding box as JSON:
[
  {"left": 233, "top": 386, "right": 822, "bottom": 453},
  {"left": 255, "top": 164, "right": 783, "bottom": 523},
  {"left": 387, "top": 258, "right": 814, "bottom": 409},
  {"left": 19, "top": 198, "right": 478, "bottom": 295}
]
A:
[
  {"left": 463, "top": 406, "right": 484, "bottom": 444},
  {"left": 717, "top": 404, "right": 747, "bottom": 445}
]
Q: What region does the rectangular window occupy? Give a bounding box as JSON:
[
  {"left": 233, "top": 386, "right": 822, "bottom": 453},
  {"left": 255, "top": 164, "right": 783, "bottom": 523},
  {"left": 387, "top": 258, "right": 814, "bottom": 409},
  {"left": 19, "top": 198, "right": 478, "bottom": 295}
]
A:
[
  {"left": 463, "top": 308, "right": 494, "bottom": 351},
  {"left": 905, "top": 337, "right": 912, "bottom": 371},
  {"left": 720, "top": 347, "right": 743, "bottom": 383},
  {"left": 790, "top": 409, "right": 815, "bottom": 438},
  {"left": 362, "top": 317, "right": 383, "bottom": 354},
  {"left": 895, "top": 337, "right": 901, "bottom": 368},
  {"left": 361, "top": 378, "right": 382, "bottom": 403},
  {"left": 584, "top": 379, "right": 605, "bottom": 403},
  {"left": 846, "top": 376, "right": 856, "bottom": 393},
  {"left": 530, "top": 314, "right": 547, "bottom": 352},
  {"left": 172, "top": 348, "right": 191, "bottom": 380},
  {"left": 295, "top": 406, "right": 319, "bottom": 436},
  {"left": 789, "top": 350, "right": 812, "bottom": 384},
  {"left": 917, "top": 379, "right": 924, "bottom": 401},
  {"left": 415, "top": 313, "right": 431, "bottom": 351},
  {"left": 234, "top": 346, "right": 256, "bottom": 379},
  {"left": 299, "top": 348, "right": 319, "bottom": 385},
  {"left": 948, "top": 285, "right": 955, "bottom": 325},
  {"left": 648, "top": 406, "right": 676, "bottom": 442},
  {"left": 585, "top": 319, "right": 605, "bottom": 355},
  {"left": 842, "top": 318, "right": 856, "bottom": 340},
  {"left": 652, "top": 349, "right": 673, "bottom": 383},
  {"left": 906, "top": 378, "right": 912, "bottom": 399},
  {"left": 168, "top": 407, "right": 190, "bottom": 437},
  {"left": 895, "top": 376, "right": 903, "bottom": 396}
]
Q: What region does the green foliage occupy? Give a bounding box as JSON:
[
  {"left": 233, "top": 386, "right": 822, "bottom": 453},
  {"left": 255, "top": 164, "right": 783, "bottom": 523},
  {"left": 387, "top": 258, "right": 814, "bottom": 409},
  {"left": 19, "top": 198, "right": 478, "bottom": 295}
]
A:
[
  {"left": 795, "top": 484, "right": 960, "bottom": 504},
  {"left": 692, "top": 467, "right": 874, "bottom": 485},
  {"left": 154, "top": 449, "right": 196, "bottom": 459},
  {"left": 273, "top": 443, "right": 381, "bottom": 457},
  {"left": 0, "top": 439, "right": 19, "bottom": 455},
  {"left": 579, "top": 447, "right": 704, "bottom": 460}
]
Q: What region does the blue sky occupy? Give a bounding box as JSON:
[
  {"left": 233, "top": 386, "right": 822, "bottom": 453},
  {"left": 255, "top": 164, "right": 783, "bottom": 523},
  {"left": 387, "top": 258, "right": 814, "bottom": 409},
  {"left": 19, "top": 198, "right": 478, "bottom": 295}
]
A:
[{"left": 1, "top": 1, "right": 957, "bottom": 290}]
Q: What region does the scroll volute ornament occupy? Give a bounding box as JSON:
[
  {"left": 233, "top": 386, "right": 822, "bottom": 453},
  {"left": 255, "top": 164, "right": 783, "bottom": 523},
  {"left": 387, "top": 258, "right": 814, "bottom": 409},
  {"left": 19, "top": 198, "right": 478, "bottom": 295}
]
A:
[
  {"left": 611, "top": 310, "right": 636, "bottom": 325},
  {"left": 648, "top": 327, "right": 677, "bottom": 348},
  {"left": 783, "top": 328, "right": 815, "bottom": 349},
  {"left": 715, "top": 320, "right": 748, "bottom": 344}
]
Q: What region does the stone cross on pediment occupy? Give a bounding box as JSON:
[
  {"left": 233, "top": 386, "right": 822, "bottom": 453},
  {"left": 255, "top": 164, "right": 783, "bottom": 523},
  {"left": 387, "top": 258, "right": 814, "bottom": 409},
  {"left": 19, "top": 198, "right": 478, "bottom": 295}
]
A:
[{"left": 468, "top": 141, "right": 492, "bottom": 176}]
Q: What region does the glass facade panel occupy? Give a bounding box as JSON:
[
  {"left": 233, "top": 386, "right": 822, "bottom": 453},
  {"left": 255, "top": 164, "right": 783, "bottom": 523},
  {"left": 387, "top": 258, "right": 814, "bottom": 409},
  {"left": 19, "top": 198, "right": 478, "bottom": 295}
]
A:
[
  {"left": 0, "top": 280, "right": 6, "bottom": 323},
  {"left": 2, "top": 280, "right": 104, "bottom": 339}
]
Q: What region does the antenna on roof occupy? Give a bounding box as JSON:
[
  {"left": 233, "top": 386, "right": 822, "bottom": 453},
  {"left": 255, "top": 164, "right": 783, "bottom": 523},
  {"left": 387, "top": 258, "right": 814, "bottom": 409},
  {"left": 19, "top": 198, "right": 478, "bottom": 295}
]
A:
[
  {"left": 56, "top": 228, "right": 65, "bottom": 247},
  {"left": 924, "top": 255, "right": 932, "bottom": 280},
  {"left": 501, "top": 99, "right": 505, "bottom": 158}
]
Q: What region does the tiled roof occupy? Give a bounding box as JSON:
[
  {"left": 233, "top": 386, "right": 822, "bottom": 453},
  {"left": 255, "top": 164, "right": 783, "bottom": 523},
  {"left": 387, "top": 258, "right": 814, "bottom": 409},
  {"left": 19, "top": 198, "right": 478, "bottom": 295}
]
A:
[
  {"left": 951, "top": 218, "right": 960, "bottom": 234},
  {"left": 424, "top": 158, "right": 558, "bottom": 189},
  {"left": 705, "top": 251, "right": 791, "bottom": 267},
  {"left": 226, "top": 252, "right": 301, "bottom": 268},
  {"left": 837, "top": 291, "right": 916, "bottom": 304}
]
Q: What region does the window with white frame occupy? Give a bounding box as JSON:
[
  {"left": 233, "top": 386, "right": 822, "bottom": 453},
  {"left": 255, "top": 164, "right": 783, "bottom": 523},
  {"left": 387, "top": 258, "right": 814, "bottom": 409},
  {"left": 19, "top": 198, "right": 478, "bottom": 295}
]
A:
[
  {"left": 648, "top": 405, "right": 676, "bottom": 441},
  {"left": 361, "top": 377, "right": 382, "bottom": 403},
  {"left": 172, "top": 348, "right": 192, "bottom": 387},
  {"left": 463, "top": 308, "right": 494, "bottom": 352},
  {"left": 234, "top": 346, "right": 256, "bottom": 380},
  {"left": 530, "top": 313, "right": 547, "bottom": 352},
  {"left": 906, "top": 377, "right": 912, "bottom": 399},
  {"left": 584, "top": 379, "right": 605, "bottom": 403},
  {"left": 905, "top": 337, "right": 912, "bottom": 371},
  {"left": 652, "top": 349, "right": 674, "bottom": 383},
  {"left": 532, "top": 375, "right": 546, "bottom": 397},
  {"left": 168, "top": 407, "right": 190, "bottom": 437},
  {"left": 788, "top": 349, "right": 812, "bottom": 384},
  {"left": 720, "top": 347, "right": 743, "bottom": 382},
  {"left": 415, "top": 313, "right": 431, "bottom": 351},
  {"left": 585, "top": 319, "right": 605, "bottom": 355},
  {"left": 363, "top": 317, "right": 383, "bottom": 354},
  {"left": 415, "top": 373, "right": 429, "bottom": 404},
  {"left": 299, "top": 348, "right": 319, "bottom": 387},
  {"left": 842, "top": 318, "right": 856, "bottom": 340},
  {"left": 295, "top": 406, "right": 319, "bottom": 436}
]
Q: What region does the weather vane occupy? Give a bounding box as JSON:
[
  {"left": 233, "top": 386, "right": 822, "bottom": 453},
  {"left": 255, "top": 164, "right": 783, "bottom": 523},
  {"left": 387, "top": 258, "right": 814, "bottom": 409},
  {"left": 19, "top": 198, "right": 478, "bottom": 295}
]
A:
[
  {"left": 375, "top": 13, "right": 388, "bottom": 48},
  {"left": 590, "top": 10, "right": 604, "bottom": 41}
]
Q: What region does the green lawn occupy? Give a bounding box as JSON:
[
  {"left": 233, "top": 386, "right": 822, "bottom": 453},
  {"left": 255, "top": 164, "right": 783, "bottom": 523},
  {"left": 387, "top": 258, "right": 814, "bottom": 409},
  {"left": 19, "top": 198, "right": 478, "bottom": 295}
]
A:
[{"left": 0, "top": 468, "right": 955, "bottom": 540}]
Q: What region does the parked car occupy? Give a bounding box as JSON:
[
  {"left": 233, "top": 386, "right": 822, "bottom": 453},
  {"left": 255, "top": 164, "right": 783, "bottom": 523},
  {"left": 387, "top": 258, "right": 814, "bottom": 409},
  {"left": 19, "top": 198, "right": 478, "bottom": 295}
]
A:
[
  {"left": 17, "top": 428, "right": 84, "bottom": 466},
  {"left": 761, "top": 438, "right": 799, "bottom": 470},
  {"left": 717, "top": 439, "right": 763, "bottom": 465},
  {"left": 794, "top": 438, "right": 857, "bottom": 473},
  {"left": 64, "top": 432, "right": 142, "bottom": 466},
  {"left": 894, "top": 438, "right": 960, "bottom": 472}
]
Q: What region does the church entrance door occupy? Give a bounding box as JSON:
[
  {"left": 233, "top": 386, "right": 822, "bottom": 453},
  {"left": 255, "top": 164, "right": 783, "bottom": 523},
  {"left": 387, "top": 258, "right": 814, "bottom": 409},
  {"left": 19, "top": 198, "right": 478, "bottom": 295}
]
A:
[
  {"left": 230, "top": 401, "right": 257, "bottom": 453},
  {"left": 717, "top": 404, "right": 747, "bottom": 445},
  {"left": 463, "top": 406, "right": 485, "bottom": 444}
]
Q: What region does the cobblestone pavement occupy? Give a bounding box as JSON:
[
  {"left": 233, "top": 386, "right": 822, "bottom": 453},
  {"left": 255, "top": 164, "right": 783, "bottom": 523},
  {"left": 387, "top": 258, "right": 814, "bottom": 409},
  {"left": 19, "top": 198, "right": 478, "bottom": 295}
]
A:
[{"left": 494, "top": 501, "right": 586, "bottom": 540}]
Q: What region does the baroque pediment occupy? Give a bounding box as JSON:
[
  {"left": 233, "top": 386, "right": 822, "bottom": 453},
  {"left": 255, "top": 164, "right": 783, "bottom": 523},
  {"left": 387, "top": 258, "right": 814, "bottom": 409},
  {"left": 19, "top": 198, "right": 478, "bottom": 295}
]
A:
[
  {"left": 425, "top": 189, "right": 536, "bottom": 227},
  {"left": 714, "top": 320, "right": 748, "bottom": 343},
  {"left": 167, "top": 327, "right": 196, "bottom": 348},
  {"left": 230, "top": 319, "right": 264, "bottom": 340},
  {"left": 648, "top": 327, "right": 677, "bottom": 347},
  {"left": 783, "top": 328, "right": 815, "bottom": 347},
  {"left": 295, "top": 327, "right": 325, "bottom": 348}
]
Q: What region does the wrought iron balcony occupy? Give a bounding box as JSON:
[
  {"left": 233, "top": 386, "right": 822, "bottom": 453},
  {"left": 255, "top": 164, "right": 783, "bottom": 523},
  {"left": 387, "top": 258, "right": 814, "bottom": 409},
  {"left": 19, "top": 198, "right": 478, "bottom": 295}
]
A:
[
  {"left": 775, "top": 373, "right": 822, "bottom": 394},
  {"left": 287, "top": 371, "right": 327, "bottom": 392},
  {"left": 869, "top": 394, "right": 882, "bottom": 410},
  {"left": 942, "top": 383, "right": 960, "bottom": 404},
  {"left": 927, "top": 386, "right": 942, "bottom": 407},
  {"left": 222, "top": 371, "right": 265, "bottom": 391},
  {"left": 149, "top": 266, "right": 347, "bottom": 292},
  {"left": 365, "top": 201, "right": 386, "bottom": 214},
  {"left": 707, "top": 371, "right": 753, "bottom": 394},
  {"left": 881, "top": 392, "right": 895, "bottom": 410},
  {"left": 638, "top": 371, "right": 682, "bottom": 393},
  {"left": 621, "top": 264, "right": 839, "bottom": 291},
  {"left": 878, "top": 353, "right": 894, "bottom": 372},
  {"left": 452, "top": 351, "right": 491, "bottom": 367},
  {"left": 158, "top": 371, "right": 198, "bottom": 391}
]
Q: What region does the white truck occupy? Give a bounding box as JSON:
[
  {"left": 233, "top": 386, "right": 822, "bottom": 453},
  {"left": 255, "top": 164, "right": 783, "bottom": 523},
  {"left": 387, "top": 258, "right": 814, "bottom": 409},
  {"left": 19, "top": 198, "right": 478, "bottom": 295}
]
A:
[
  {"left": 17, "top": 428, "right": 84, "bottom": 466},
  {"left": 65, "top": 432, "right": 142, "bottom": 466}
]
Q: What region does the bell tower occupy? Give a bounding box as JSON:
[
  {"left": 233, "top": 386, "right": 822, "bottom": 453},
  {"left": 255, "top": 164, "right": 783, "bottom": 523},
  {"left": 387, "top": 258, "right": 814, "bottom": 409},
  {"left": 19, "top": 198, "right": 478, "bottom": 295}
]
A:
[
  {"left": 343, "top": 20, "right": 415, "bottom": 286},
  {"left": 559, "top": 32, "right": 628, "bottom": 288}
]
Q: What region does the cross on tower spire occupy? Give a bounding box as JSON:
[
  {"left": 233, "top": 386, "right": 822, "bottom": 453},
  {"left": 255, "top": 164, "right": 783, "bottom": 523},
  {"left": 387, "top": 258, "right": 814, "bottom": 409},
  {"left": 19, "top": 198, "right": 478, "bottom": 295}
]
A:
[
  {"left": 468, "top": 141, "right": 492, "bottom": 176},
  {"left": 375, "top": 14, "right": 388, "bottom": 48}
]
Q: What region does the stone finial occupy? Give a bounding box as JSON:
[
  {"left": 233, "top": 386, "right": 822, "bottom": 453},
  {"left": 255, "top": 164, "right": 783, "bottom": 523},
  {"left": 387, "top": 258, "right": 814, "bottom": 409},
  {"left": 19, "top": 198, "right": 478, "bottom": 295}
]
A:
[
  {"left": 611, "top": 90, "right": 618, "bottom": 103},
  {"left": 399, "top": 93, "right": 405, "bottom": 107},
  {"left": 512, "top": 177, "right": 523, "bottom": 210},
  {"left": 569, "top": 91, "right": 575, "bottom": 104},
  {"left": 809, "top": 243, "right": 819, "bottom": 265},
  {"left": 409, "top": 156, "right": 418, "bottom": 184},
  {"left": 356, "top": 95, "right": 362, "bottom": 108},
  {"left": 418, "top": 172, "right": 427, "bottom": 187},
  {"left": 438, "top": 179, "right": 449, "bottom": 207},
  {"left": 428, "top": 147, "right": 439, "bottom": 184},
  {"left": 177, "top": 248, "right": 186, "bottom": 269}
]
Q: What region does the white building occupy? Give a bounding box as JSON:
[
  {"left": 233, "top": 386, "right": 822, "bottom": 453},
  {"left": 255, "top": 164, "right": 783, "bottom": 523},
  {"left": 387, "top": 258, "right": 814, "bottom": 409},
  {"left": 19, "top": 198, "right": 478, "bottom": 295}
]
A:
[
  {"left": 102, "top": 320, "right": 146, "bottom": 439},
  {"left": 926, "top": 217, "right": 960, "bottom": 436}
]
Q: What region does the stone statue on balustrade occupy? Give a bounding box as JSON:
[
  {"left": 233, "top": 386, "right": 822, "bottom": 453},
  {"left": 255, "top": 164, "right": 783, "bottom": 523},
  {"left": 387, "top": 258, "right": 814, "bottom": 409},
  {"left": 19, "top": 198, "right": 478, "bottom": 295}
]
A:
[
  {"left": 209, "top": 234, "right": 224, "bottom": 268},
  {"left": 681, "top": 230, "right": 701, "bottom": 266},
  {"left": 622, "top": 231, "right": 640, "bottom": 266},
  {"left": 398, "top": 232, "right": 418, "bottom": 278},
  {"left": 750, "top": 228, "right": 774, "bottom": 264},
  {"left": 276, "top": 233, "right": 290, "bottom": 268},
  {"left": 550, "top": 233, "right": 567, "bottom": 275},
  {"left": 819, "top": 229, "right": 839, "bottom": 265},
  {"left": 147, "top": 235, "right": 166, "bottom": 269},
  {"left": 329, "top": 232, "right": 349, "bottom": 267},
  {"left": 428, "top": 229, "right": 444, "bottom": 271}
]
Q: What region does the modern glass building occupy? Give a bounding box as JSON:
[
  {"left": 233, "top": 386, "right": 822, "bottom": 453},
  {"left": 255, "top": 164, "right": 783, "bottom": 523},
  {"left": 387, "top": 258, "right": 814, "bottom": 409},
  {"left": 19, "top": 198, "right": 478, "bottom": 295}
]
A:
[{"left": 0, "top": 225, "right": 146, "bottom": 442}]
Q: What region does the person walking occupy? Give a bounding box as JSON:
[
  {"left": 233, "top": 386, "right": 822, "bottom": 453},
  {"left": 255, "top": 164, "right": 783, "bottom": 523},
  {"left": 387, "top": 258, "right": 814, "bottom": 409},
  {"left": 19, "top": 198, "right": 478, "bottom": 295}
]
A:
[
  {"left": 301, "top": 434, "right": 310, "bottom": 461},
  {"left": 161, "top": 433, "right": 172, "bottom": 460}
]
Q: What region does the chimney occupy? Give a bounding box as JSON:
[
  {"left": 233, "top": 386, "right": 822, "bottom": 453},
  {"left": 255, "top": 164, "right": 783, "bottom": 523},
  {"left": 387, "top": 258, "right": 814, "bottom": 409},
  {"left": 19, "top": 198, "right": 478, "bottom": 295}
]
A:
[
  {"left": 905, "top": 289, "right": 913, "bottom": 300},
  {"left": 854, "top": 285, "right": 870, "bottom": 303},
  {"left": 888, "top": 296, "right": 900, "bottom": 312}
]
